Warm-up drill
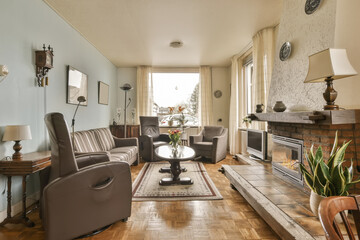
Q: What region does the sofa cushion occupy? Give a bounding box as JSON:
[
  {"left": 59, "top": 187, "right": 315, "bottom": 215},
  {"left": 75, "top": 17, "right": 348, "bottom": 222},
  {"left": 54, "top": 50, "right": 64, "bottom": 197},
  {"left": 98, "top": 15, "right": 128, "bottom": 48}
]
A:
[
  {"left": 203, "top": 126, "right": 224, "bottom": 142},
  {"left": 73, "top": 131, "right": 102, "bottom": 152},
  {"left": 153, "top": 141, "right": 168, "bottom": 148},
  {"left": 109, "top": 152, "right": 131, "bottom": 163},
  {"left": 110, "top": 146, "right": 138, "bottom": 162},
  {"left": 93, "top": 128, "right": 115, "bottom": 151}
]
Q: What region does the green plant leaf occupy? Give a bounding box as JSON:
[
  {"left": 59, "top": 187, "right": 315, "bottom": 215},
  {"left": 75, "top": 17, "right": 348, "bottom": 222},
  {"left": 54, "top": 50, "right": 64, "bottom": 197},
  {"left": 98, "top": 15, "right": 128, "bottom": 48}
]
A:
[
  {"left": 344, "top": 166, "right": 351, "bottom": 184},
  {"left": 315, "top": 162, "right": 327, "bottom": 186},
  {"left": 303, "top": 170, "right": 315, "bottom": 192},
  {"left": 313, "top": 175, "right": 325, "bottom": 196},
  {"left": 330, "top": 131, "right": 338, "bottom": 157},
  {"left": 305, "top": 149, "right": 315, "bottom": 174},
  {"left": 331, "top": 164, "right": 346, "bottom": 195},
  {"left": 319, "top": 161, "right": 331, "bottom": 181},
  {"left": 314, "top": 146, "right": 323, "bottom": 164},
  {"left": 333, "top": 141, "right": 351, "bottom": 167},
  {"left": 328, "top": 182, "right": 337, "bottom": 196},
  {"left": 323, "top": 182, "right": 332, "bottom": 197}
]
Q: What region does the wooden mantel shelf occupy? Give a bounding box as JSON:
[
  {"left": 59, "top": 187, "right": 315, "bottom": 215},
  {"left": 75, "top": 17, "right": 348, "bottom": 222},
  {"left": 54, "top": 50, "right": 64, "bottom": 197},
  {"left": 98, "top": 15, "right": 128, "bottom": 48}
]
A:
[{"left": 249, "top": 109, "right": 360, "bottom": 125}]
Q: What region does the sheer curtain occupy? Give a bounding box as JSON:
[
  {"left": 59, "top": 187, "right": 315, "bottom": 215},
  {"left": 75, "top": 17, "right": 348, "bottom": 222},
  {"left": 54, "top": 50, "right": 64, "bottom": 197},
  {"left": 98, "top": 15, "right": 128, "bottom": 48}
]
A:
[
  {"left": 136, "top": 66, "right": 153, "bottom": 123},
  {"left": 199, "top": 66, "right": 213, "bottom": 126},
  {"left": 252, "top": 27, "right": 277, "bottom": 130},
  {"left": 229, "top": 48, "right": 252, "bottom": 154}
]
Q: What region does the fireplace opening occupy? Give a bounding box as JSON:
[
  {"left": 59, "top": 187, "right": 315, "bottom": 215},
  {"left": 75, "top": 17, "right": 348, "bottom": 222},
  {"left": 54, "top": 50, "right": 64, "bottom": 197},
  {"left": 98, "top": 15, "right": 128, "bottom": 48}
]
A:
[{"left": 272, "top": 135, "right": 304, "bottom": 186}]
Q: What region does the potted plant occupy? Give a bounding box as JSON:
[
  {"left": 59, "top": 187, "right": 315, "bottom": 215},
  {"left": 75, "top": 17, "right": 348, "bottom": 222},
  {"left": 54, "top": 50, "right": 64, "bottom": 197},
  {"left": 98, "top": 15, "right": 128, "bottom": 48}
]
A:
[
  {"left": 242, "top": 116, "right": 252, "bottom": 128},
  {"left": 300, "top": 132, "right": 360, "bottom": 216}
]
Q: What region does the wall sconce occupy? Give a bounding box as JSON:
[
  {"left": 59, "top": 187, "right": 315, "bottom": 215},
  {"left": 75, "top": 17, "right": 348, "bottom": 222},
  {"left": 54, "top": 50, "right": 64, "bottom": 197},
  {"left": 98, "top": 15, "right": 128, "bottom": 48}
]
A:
[
  {"left": 0, "top": 65, "right": 9, "bottom": 84},
  {"left": 35, "top": 44, "right": 54, "bottom": 87}
]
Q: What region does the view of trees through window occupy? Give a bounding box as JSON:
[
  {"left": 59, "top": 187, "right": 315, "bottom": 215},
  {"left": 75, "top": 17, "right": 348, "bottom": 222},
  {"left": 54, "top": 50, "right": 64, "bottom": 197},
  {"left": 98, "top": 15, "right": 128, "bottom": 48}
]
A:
[{"left": 152, "top": 72, "right": 199, "bottom": 126}]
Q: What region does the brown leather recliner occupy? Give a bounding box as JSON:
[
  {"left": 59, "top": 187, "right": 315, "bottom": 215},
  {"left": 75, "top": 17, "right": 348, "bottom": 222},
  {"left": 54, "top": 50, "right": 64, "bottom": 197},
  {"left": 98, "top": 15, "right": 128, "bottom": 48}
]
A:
[
  {"left": 139, "top": 116, "right": 170, "bottom": 162},
  {"left": 42, "top": 112, "right": 132, "bottom": 240}
]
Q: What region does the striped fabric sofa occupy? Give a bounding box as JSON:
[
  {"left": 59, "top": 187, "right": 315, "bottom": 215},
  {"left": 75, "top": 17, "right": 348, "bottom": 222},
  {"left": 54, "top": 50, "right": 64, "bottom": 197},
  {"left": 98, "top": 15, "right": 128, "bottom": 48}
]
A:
[{"left": 73, "top": 127, "right": 139, "bottom": 166}]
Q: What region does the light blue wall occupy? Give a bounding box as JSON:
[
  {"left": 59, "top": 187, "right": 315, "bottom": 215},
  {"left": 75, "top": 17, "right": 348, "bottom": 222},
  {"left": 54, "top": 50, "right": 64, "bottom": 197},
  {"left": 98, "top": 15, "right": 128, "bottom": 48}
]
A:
[{"left": 0, "top": 0, "right": 117, "bottom": 213}]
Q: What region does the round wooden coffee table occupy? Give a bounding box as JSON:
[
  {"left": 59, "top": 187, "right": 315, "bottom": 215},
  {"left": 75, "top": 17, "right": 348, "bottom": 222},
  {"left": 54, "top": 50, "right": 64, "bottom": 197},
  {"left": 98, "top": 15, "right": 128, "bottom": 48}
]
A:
[{"left": 154, "top": 145, "right": 195, "bottom": 186}]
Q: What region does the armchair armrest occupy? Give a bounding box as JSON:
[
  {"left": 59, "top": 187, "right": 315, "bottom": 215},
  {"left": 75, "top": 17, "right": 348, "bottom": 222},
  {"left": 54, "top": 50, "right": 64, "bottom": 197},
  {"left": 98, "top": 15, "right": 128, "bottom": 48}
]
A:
[
  {"left": 157, "top": 133, "right": 170, "bottom": 142},
  {"left": 212, "top": 128, "right": 228, "bottom": 163},
  {"left": 138, "top": 135, "right": 154, "bottom": 161},
  {"left": 113, "top": 137, "right": 138, "bottom": 147},
  {"left": 189, "top": 134, "right": 203, "bottom": 145},
  {"left": 43, "top": 161, "right": 132, "bottom": 240}
]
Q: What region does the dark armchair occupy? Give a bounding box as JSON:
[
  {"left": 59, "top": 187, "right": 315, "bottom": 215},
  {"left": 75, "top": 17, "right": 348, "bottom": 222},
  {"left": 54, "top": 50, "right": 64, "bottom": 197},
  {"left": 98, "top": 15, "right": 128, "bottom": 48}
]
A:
[
  {"left": 189, "top": 126, "right": 228, "bottom": 163},
  {"left": 42, "top": 113, "right": 132, "bottom": 240},
  {"left": 139, "top": 116, "right": 170, "bottom": 162}
]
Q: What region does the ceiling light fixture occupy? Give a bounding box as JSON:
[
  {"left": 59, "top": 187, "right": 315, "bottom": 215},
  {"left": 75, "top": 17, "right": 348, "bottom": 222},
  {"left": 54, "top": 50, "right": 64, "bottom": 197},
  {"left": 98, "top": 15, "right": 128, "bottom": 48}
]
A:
[{"left": 170, "top": 41, "right": 183, "bottom": 48}]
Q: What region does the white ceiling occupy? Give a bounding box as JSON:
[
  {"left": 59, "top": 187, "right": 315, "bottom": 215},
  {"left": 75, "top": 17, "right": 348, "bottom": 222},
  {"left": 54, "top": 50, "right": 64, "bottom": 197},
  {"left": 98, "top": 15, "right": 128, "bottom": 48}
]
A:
[{"left": 44, "top": 0, "right": 283, "bottom": 67}]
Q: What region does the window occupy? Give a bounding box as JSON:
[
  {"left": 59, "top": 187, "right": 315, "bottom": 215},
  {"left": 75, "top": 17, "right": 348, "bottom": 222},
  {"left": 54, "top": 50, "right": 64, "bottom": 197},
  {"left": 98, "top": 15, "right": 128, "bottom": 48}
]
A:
[
  {"left": 152, "top": 72, "right": 199, "bottom": 126},
  {"left": 244, "top": 60, "right": 253, "bottom": 115}
]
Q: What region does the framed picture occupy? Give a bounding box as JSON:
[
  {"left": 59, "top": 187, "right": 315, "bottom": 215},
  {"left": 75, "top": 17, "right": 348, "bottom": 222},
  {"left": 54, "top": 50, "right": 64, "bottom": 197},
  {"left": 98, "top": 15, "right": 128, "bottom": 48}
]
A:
[
  {"left": 98, "top": 81, "right": 109, "bottom": 105},
  {"left": 67, "top": 66, "right": 88, "bottom": 106}
]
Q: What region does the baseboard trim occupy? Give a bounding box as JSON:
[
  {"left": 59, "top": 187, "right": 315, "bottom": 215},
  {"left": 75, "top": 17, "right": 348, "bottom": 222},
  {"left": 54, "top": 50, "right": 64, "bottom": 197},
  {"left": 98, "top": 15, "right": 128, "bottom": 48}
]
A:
[{"left": 0, "top": 191, "right": 40, "bottom": 223}]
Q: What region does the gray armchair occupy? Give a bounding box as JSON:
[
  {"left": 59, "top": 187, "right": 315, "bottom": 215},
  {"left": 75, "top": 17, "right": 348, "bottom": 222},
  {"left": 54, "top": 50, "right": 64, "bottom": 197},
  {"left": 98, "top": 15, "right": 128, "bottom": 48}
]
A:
[
  {"left": 139, "top": 116, "right": 170, "bottom": 162},
  {"left": 189, "top": 126, "right": 228, "bottom": 163},
  {"left": 42, "top": 112, "right": 132, "bottom": 240}
]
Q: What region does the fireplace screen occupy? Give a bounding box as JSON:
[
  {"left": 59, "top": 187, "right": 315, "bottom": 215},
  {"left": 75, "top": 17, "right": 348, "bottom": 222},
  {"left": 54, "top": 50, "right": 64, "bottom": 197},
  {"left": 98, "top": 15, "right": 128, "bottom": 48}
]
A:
[{"left": 272, "top": 135, "right": 304, "bottom": 186}]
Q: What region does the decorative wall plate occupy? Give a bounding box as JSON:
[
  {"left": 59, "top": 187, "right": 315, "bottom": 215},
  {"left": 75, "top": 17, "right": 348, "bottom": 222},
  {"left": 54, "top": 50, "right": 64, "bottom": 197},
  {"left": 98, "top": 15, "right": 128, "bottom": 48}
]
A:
[
  {"left": 305, "top": 0, "right": 322, "bottom": 15},
  {"left": 214, "top": 90, "right": 222, "bottom": 98},
  {"left": 279, "top": 42, "right": 292, "bottom": 61}
]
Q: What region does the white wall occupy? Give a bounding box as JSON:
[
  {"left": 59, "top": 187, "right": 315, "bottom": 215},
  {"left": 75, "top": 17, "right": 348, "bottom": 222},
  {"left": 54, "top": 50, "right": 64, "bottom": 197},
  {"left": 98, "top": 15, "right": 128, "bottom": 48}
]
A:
[
  {"left": 0, "top": 0, "right": 117, "bottom": 215},
  {"left": 212, "top": 67, "right": 231, "bottom": 129},
  {"left": 268, "top": 0, "right": 337, "bottom": 111},
  {"left": 333, "top": 0, "right": 360, "bottom": 109}
]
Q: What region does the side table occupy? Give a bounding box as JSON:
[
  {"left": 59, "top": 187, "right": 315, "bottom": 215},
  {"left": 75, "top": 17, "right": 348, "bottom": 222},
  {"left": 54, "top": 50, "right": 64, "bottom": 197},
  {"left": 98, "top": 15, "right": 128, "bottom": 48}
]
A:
[{"left": 0, "top": 151, "right": 51, "bottom": 227}]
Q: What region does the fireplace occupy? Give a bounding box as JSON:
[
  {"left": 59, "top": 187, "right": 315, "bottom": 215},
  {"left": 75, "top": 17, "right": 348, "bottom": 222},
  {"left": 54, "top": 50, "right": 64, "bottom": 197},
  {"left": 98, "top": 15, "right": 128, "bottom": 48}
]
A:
[{"left": 272, "top": 135, "right": 304, "bottom": 186}]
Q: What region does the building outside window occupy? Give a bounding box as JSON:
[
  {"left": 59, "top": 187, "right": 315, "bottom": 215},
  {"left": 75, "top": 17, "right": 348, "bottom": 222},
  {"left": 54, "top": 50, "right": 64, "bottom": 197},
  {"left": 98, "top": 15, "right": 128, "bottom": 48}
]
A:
[{"left": 152, "top": 72, "right": 199, "bottom": 126}]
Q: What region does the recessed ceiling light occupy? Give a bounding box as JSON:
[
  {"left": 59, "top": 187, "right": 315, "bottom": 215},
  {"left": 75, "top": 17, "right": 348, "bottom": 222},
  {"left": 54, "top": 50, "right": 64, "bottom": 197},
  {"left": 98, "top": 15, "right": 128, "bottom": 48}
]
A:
[{"left": 170, "top": 41, "right": 183, "bottom": 48}]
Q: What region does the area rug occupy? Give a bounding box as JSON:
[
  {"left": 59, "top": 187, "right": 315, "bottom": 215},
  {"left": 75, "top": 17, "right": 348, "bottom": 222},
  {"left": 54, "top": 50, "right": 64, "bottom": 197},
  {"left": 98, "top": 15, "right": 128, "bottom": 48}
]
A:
[{"left": 132, "top": 162, "right": 223, "bottom": 201}]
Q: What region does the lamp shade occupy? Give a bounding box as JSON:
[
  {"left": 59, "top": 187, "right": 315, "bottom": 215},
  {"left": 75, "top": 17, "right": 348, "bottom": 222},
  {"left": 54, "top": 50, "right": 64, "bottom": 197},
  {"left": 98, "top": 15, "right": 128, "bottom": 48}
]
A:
[
  {"left": 2, "top": 125, "right": 32, "bottom": 141},
  {"left": 304, "top": 48, "right": 357, "bottom": 83},
  {"left": 120, "top": 83, "right": 133, "bottom": 91}
]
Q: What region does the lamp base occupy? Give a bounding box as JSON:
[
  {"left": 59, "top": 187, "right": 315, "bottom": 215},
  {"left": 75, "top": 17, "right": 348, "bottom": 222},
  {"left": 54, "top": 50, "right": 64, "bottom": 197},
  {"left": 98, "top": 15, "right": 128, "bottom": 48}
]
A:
[
  {"left": 323, "top": 77, "right": 340, "bottom": 111},
  {"left": 12, "top": 140, "right": 23, "bottom": 161},
  {"left": 324, "top": 104, "right": 339, "bottom": 110}
]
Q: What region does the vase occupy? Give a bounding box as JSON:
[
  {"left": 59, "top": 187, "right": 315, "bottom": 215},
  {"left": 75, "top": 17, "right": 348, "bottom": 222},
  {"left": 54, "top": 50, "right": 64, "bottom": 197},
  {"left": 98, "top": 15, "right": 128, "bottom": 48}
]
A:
[
  {"left": 273, "top": 101, "right": 287, "bottom": 112},
  {"left": 168, "top": 119, "right": 173, "bottom": 127},
  {"left": 310, "top": 191, "right": 325, "bottom": 217},
  {"left": 256, "top": 104, "right": 264, "bottom": 113}
]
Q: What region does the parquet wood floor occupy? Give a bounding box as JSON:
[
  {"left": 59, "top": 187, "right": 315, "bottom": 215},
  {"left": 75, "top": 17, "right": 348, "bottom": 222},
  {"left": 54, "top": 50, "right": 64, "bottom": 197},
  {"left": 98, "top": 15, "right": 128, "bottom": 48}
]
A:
[{"left": 0, "top": 155, "right": 280, "bottom": 240}]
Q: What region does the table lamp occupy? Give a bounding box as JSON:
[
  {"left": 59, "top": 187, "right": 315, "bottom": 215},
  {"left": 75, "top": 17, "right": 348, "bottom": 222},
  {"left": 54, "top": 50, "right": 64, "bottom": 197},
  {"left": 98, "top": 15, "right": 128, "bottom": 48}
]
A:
[
  {"left": 2, "top": 125, "right": 32, "bottom": 160},
  {"left": 304, "top": 48, "right": 358, "bottom": 110},
  {"left": 120, "top": 83, "right": 133, "bottom": 138}
]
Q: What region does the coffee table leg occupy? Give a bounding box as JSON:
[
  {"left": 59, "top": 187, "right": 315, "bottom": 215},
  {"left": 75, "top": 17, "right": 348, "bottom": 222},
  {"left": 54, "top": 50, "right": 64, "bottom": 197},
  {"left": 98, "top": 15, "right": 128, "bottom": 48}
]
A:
[{"left": 159, "top": 161, "right": 193, "bottom": 186}]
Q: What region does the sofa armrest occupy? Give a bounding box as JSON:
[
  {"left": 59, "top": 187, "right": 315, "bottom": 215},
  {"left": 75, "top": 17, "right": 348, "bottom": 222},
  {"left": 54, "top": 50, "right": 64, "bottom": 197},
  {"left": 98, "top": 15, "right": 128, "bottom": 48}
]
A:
[
  {"left": 113, "top": 137, "right": 138, "bottom": 147},
  {"left": 75, "top": 153, "right": 110, "bottom": 169}
]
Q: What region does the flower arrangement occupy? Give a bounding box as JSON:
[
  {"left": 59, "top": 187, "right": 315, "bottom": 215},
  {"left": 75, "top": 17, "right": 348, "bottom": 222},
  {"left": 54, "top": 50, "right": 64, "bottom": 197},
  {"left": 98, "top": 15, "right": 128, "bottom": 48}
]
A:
[
  {"left": 174, "top": 106, "right": 188, "bottom": 129},
  {"left": 168, "top": 129, "right": 182, "bottom": 149}
]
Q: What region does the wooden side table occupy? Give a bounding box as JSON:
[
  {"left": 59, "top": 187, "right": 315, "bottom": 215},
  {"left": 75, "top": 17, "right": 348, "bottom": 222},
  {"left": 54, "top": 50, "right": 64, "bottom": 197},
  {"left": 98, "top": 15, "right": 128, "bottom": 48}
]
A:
[
  {"left": 110, "top": 124, "right": 140, "bottom": 138},
  {"left": 0, "top": 151, "right": 51, "bottom": 227}
]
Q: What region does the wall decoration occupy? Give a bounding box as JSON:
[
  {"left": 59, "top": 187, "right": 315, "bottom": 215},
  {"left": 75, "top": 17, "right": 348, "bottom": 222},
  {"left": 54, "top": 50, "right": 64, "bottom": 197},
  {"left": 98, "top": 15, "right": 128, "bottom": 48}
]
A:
[
  {"left": 35, "top": 44, "right": 54, "bottom": 87},
  {"left": 67, "top": 66, "right": 88, "bottom": 106},
  {"left": 214, "top": 90, "right": 222, "bottom": 98},
  {"left": 305, "top": 0, "right": 322, "bottom": 15},
  {"left": 98, "top": 81, "right": 109, "bottom": 105},
  {"left": 279, "top": 42, "right": 292, "bottom": 61}
]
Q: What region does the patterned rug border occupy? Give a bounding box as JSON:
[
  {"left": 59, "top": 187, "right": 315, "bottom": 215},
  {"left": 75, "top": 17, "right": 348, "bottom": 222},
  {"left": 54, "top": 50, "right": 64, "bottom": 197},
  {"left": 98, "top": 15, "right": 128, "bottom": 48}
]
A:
[{"left": 132, "top": 162, "right": 223, "bottom": 201}]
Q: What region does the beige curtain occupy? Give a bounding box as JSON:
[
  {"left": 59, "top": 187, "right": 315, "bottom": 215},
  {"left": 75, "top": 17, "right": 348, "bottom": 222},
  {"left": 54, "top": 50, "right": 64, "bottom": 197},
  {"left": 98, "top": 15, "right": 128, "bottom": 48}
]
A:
[
  {"left": 199, "top": 66, "right": 213, "bottom": 126},
  {"left": 136, "top": 66, "right": 153, "bottom": 123},
  {"left": 229, "top": 48, "right": 252, "bottom": 155},
  {"left": 252, "top": 27, "right": 276, "bottom": 130}
]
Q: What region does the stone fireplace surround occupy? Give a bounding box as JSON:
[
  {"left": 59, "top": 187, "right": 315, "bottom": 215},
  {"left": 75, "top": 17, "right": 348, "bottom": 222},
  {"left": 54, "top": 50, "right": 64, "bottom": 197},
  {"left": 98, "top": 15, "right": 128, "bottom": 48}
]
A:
[{"left": 251, "top": 109, "right": 360, "bottom": 194}]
